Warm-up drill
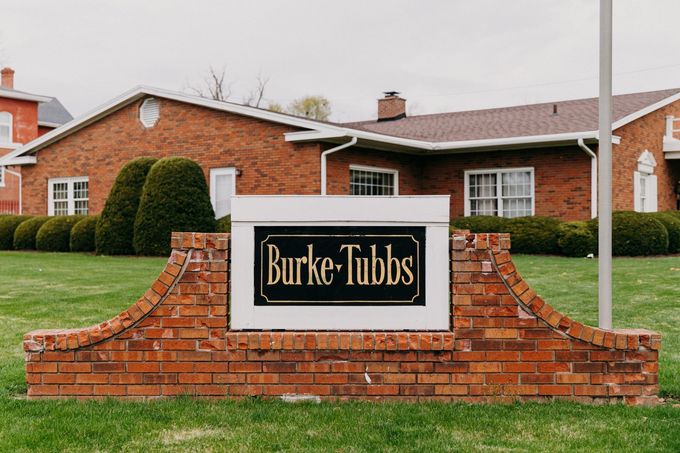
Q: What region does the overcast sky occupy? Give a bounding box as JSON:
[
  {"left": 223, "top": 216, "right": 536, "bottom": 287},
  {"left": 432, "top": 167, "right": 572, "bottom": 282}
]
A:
[{"left": 2, "top": 0, "right": 680, "bottom": 122}]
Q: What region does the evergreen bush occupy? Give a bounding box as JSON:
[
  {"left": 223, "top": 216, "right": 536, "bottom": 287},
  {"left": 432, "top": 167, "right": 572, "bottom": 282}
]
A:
[
  {"left": 0, "top": 215, "right": 31, "bottom": 250},
  {"left": 13, "top": 216, "right": 50, "bottom": 250},
  {"left": 133, "top": 157, "right": 216, "bottom": 256},
  {"left": 36, "top": 216, "right": 85, "bottom": 252},
  {"left": 96, "top": 157, "right": 158, "bottom": 255},
  {"left": 70, "top": 216, "right": 100, "bottom": 252}
]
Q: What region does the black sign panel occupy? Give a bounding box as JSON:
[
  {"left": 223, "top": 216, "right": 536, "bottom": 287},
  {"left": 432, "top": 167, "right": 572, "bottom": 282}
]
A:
[{"left": 254, "top": 226, "right": 426, "bottom": 306}]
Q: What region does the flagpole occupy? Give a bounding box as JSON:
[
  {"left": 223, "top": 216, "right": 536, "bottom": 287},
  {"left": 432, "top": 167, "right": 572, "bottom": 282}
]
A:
[{"left": 598, "top": 0, "right": 613, "bottom": 330}]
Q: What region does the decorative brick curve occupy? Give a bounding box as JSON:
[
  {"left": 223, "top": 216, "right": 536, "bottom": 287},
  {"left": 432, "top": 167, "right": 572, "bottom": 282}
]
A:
[
  {"left": 23, "top": 231, "right": 661, "bottom": 404},
  {"left": 23, "top": 248, "right": 192, "bottom": 354}
]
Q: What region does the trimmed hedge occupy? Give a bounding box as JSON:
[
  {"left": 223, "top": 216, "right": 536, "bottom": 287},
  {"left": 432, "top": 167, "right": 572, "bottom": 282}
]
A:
[
  {"left": 133, "top": 157, "right": 216, "bottom": 256},
  {"left": 96, "top": 157, "right": 158, "bottom": 255},
  {"left": 0, "top": 215, "right": 31, "bottom": 250},
  {"left": 506, "top": 216, "right": 561, "bottom": 255},
  {"left": 13, "top": 216, "right": 50, "bottom": 250},
  {"left": 70, "top": 216, "right": 100, "bottom": 252},
  {"left": 557, "top": 221, "right": 596, "bottom": 257},
  {"left": 36, "top": 216, "right": 85, "bottom": 252},
  {"left": 450, "top": 216, "right": 510, "bottom": 234},
  {"left": 647, "top": 212, "right": 680, "bottom": 254},
  {"left": 216, "top": 215, "right": 231, "bottom": 233},
  {"left": 589, "top": 211, "right": 669, "bottom": 256}
]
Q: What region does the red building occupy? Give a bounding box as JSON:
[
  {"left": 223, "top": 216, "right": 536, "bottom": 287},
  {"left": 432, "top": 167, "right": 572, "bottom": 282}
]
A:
[
  {"left": 0, "top": 68, "right": 72, "bottom": 214},
  {"left": 0, "top": 85, "right": 678, "bottom": 220}
]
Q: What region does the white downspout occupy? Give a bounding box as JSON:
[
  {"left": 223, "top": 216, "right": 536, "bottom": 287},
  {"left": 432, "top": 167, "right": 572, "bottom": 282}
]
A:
[
  {"left": 578, "top": 138, "right": 598, "bottom": 219},
  {"left": 4, "top": 167, "right": 22, "bottom": 214},
  {"left": 320, "top": 137, "right": 357, "bottom": 195}
]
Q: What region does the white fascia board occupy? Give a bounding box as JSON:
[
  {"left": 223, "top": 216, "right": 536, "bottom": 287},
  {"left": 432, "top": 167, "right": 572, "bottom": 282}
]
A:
[
  {"left": 612, "top": 92, "right": 680, "bottom": 130},
  {"left": 0, "top": 90, "right": 52, "bottom": 103},
  {"left": 0, "top": 155, "right": 36, "bottom": 165},
  {"left": 37, "top": 121, "right": 62, "bottom": 128}
]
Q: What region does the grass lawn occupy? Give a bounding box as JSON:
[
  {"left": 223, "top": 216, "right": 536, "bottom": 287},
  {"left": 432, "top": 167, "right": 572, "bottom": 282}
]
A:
[{"left": 0, "top": 251, "right": 679, "bottom": 452}]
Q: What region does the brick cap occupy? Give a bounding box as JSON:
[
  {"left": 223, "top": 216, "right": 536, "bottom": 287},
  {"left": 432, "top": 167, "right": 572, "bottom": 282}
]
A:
[
  {"left": 489, "top": 244, "right": 661, "bottom": 351},
  {"left": 23, "top": 249, "right": 191, "bottom": 353}
]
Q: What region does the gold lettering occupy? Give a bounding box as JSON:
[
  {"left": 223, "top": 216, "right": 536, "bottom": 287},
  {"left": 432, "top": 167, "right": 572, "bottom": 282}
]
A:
[
  {"left": 307, "top": 244, "right": 322, "bottom": 285},
  {"left": 282, "top": 258, "right": 296, "bottom": 285},
  {"left": 401, "top": 256, "right": 414, "bottom": 285},
  {"left": 355, "top": 257, "right": 369, "bottom": 285},
  {"left": 370, "top": 244, "right": 385, "bottom": 285},
  {"left": 340, "top": 244, "right": 361, "bottom": 285},
  {"left": 320, "top": 258, "right": 334, "bottom": 285},
  {"left": 294, "top": 256, "right": 307, "bottom": 285},
  {"left": 386, "top": 244, "right": 401, "bottom": 285},
  {"left": 267, "top": 244, "right": 281, "bottom": 285}
]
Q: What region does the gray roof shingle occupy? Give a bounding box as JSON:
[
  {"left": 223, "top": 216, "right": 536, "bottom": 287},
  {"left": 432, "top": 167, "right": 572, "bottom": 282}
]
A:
[
  {"left": 38, "top": 98, "right": 73, "bottom": 126},
  {"left": 343, "top": 88, "right": 680, "bottom": 142}
]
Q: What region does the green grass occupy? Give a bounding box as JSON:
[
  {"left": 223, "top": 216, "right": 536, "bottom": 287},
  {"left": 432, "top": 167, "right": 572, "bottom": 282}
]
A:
[{"left": 0, "top": 251, "right": 679, "bottom": 452}]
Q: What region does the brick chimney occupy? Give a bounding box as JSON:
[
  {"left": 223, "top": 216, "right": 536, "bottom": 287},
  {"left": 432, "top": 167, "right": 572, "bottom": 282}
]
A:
[
  {"left": 378, "top": 91, "right": 406, "bottom": 121},
  {"left": 1, "top": 67, "right": 15, "bottom": 89}
]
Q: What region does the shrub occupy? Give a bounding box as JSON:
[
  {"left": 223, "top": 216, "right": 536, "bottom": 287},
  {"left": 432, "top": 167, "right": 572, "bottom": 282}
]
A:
[
  {"left": 557, "top": 221, "right": 596, "bottom": 257},
  {"left": 0, "top": 215, "right": 31, "bottom": 250},
  {"left": 647, "top": 212, "right": 680, "bottom": 254},
  {"left": 36, "top": 216, "right": 85, "bottom": 252},
  {"left": 134, "top": 157, "right": 216, "bottom": 256},
  {"left": 505, "top": 216, "right": 561, "bottom": 254},
  {"left": 96, "top": 157, "right": 158, "bottom": 255},
  {"left": 70, "top": 216, "right": 100, "bottom": 252},
  {"left": 450, "top": 216, "right": 510, "bottom": 233},
  {"left": 216, "top": 215, "right": 231, "bottom": 233},
  {"left": 13, "top": 216, "right": 50, "bottom": 250},
  {"left": 589, "top": 211, "right": 668, "bottom": 256}
]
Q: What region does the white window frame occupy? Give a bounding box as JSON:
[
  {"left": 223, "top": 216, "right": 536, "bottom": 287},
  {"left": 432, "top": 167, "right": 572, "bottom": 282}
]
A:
[
  {"left": 209, "top": 167, "right": 237, "bottom": 218},
  {"left": 139, "top": 97, "right": 160, "bottom": 128},
  {"left": 634, "top": 150, "right": 658, "bottom": 213},
  {"left": 349, "top": 164, "right": 399, "bottom": 196},
  {"left": 0, "top": 112, "right": 12, "bottom": 144},
  {"left": 0, "top": 166, "right": 5, "bottom": 188},
  {"left": 47, "top": 176, "right": 89, "bottom": 216},
  {"left": 464, "top": 167, "right": 535, "bottom": 217}
]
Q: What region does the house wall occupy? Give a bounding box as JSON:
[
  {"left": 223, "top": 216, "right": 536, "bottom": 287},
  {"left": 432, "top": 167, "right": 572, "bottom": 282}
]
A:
[
  {"left": 21, "top": 98, "right": 322, "bottom": 216},
  {"left": 0, "top": 97, "right": 39, "bottom": 144},
  {"left": 421, "top": 147, "right": 592, "bottom": 221},
  {"left": 613, "top": 99, "right": 680, "bottom": 212}
]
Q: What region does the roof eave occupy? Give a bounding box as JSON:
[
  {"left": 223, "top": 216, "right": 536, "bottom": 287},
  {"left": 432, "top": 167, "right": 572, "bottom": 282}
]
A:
[{"left": 0, "top": 90, "right": 52, "bottom": 103}]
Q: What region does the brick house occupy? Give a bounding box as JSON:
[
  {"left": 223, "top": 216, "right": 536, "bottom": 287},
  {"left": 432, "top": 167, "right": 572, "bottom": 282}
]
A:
[
  {"left": 0, "top": 68, "right": 72, "bottom": 214},
  {"left": 0, "top": 85, "right": 679, "bottom": 220}
]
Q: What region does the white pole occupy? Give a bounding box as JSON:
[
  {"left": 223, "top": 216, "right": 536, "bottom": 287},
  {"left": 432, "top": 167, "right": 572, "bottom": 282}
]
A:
[{"left": 598, "top": 0, "right": 613, "bottom": 330}]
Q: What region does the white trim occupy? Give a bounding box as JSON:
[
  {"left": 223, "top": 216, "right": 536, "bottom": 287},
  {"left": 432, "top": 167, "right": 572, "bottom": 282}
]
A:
[
  {"left": 0, "top": 165, "right": 5, "bottom": 187},
  {"left": 612, "top": 92, "right": 680, "bottom": 130},
  {"left": 47, "top": 176, "right": 89, "bottom": 216},
  {"left": 463, "top": 167, "right": 535, "bottom": 217},
  {"left": 0, "top": 111, "right": 13, "bottom": 145},
  {"left": 577, "top": 138, "right": 598, "bottom": 218},
  {"left": 0, "top": 89, "right": 52, "bottom": 103},
  {"left": 349, "top": 164, "right": 399, "bottom": 196},
  {"left": 37, "top": 121, "right": 62, "bottom": 128},
  {"left": 209, "top": 167, "right": 238, "bottom": 218}
]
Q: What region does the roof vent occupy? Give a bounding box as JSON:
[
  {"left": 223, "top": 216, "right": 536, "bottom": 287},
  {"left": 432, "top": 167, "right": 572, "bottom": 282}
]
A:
[
  {"left": 552, "top": 104, "right": 558, "bottom": 115},
  {"left": 378, "top": 91, "right": 406, "bottom": 122},
  {"left": 139, "top": 97, "right": 160, "bottom": 128}
]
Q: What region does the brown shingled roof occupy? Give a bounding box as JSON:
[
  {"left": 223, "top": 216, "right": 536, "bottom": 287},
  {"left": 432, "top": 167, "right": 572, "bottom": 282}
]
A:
[{"left": 343, "top": 88, "right": 680, "bottom": 142}]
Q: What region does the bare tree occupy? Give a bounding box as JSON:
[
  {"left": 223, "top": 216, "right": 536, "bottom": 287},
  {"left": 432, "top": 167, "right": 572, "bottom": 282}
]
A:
[
  {"left": 243, "top": 74, "right": 269, "bottom": 108},
  {"left": 186, "top": 66, "right": 232, "bottom": 101}
]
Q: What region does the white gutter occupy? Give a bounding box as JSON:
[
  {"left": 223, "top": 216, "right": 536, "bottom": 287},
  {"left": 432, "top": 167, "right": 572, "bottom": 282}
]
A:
[
  {"left": 4, "top": 167, "right": 22, "bottom": 214},
  {"left": 320, "top": 137, "right": 357, "bottom": 195},
  {"left": 577, "top": 138, "right": 598, "bottom": 219}
]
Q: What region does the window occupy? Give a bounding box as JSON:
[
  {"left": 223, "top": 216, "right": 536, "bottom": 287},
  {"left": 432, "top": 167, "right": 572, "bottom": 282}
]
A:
[
  {"left": 0, "top": 166, "right": 4, "bottom": 187},
  {"left": 0, "top": 112, "right": 12, "bottom": 143},
  {"left": 210, "top": 168, "right": 237, "bottom": 218},
  {"left": 634, "top": 150, "right": 657, "bottom": 213},
  {"left": 349, "top": 165, "right": 398, "bottom": 196},
  {"left": 464, "top": 168, "right": 534, "bottom": 218},
  {"left": 139, "top": 98, "right": 160, "bottom": 128},
  {"left": 48, "top": 177, "right": 89, "bottom": 216}
]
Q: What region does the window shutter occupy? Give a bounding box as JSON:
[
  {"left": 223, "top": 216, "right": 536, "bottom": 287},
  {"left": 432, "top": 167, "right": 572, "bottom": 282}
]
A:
[
  {"left": 647, "top": 175, "right": 658, "bottom": 213},
  {"left": 633, "top": 171, "right": 642, "bottom": 212},
  {"left": 139, "top": 98, "right": 160, "bottom": 128}
]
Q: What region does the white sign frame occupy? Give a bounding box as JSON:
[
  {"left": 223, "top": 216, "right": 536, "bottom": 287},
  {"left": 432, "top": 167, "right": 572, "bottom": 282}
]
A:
[{"left": 230, "top": 196, "right": 450, "bottom": 330}]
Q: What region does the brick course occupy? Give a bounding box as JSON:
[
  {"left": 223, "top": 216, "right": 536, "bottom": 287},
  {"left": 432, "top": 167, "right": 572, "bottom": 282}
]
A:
[{"left": 24, "top": 231, "right": 661, "bottom": 404}]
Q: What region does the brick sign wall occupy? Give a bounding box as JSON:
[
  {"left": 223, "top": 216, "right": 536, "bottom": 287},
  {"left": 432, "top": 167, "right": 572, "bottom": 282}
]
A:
[{"left": 24, "top": 232, "right": 661, "bottom": 404}]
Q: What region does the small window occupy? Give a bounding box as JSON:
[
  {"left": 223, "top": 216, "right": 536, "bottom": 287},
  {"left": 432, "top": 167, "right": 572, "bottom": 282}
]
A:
[
  {"left": 349, "top": 166, "right": 398, "bottom": 196},
  {"left": 0, "top": 166, "right": 5, "bottom": 187},
  {"left": 465, "top": 168, "right": 534, "bottom": 218},
  {"left": 139, "top": 98, "right": 160, "bottom": 128},
  {"left": 48, "top": 177, "right": 89, "bottom": 216},
  {"left": 210, "top": 168, "right": 237, "bottom": 218},
  {"left": 634, "top": 150, "right": 658, "bottom": 213},
  {"left": 0, "top": 112, "right": 12, "bottom": 143}
]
